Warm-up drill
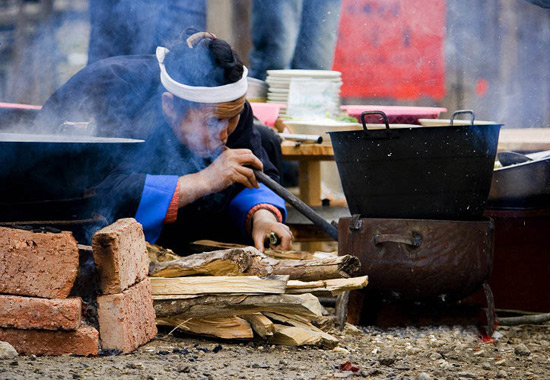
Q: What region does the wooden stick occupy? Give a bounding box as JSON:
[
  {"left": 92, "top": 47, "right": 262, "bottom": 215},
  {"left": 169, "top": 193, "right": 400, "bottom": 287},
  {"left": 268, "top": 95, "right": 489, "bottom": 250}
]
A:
[
  {"left": 253, "top": 169, "right": 339, "bottom": 240},
  {"left": 153, "top": 293, "right": 325, "bottom": 319},
  {"left": 286, "top": 275, "right": 369, "bottom": 295},
  {"left": 151, "top": 275, "right": 289, "bottom": 296},
  {"left": 498, "top": 313, "right": 550, "bottom": 326}
]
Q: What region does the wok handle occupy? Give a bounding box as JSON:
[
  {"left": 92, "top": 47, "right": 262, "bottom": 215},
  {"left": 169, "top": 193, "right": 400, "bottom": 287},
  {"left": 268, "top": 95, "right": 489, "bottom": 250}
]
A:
[
  {"left": 450, "top": 110, "right": 476, "bottom": 126},
  {"left": 374, "top": 232, "right": 422, "bottom": 248},
  {"left": 360, "top": 111, "right": 391, "bottom": 134}
]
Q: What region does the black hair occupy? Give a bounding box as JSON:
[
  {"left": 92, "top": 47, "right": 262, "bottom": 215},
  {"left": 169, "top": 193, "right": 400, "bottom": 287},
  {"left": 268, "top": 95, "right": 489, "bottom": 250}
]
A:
[{"left": 164, "top": 36, "right": 244, "bottom": 88}]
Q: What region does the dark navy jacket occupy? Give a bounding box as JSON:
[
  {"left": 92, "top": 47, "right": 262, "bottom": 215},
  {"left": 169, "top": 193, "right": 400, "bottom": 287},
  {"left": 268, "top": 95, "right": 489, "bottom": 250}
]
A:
[{"left": 35, "top": 55, "right": 285, "bottom": 245}]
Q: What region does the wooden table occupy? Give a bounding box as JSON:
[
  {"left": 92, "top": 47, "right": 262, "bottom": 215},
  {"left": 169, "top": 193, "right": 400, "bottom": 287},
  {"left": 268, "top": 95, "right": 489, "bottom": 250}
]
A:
[{"left": 281, "top": 128, "right": 550, "bottom": 206}]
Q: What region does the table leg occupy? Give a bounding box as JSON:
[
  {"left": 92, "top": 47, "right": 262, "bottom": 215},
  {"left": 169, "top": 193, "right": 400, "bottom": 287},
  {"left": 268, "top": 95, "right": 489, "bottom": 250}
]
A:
[{"left": 298, "top": 160, "right": 321, "bottom": 206}]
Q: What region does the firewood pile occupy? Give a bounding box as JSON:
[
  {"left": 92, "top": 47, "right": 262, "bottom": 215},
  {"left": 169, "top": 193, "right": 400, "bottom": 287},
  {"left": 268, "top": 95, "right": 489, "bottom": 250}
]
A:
[
  {"left": 148, "top": 242, "right": 368, "bottom": 347},
  {"left": 0, "top": 217, "right": 367, "bottom": 355}
]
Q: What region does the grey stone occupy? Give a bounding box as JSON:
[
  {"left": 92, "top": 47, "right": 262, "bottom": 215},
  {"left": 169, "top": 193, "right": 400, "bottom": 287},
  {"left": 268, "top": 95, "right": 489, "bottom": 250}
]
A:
[
  {"left": 0, "top": 342, "right": 18, "bottom": 359},
  {"left": 457, "top": 372, "right": 477, "bottom": 378},
  {"left": 379, "top": 357, "right": 396, "bottom": 366},
  {"left": 514, "top": 344, "right": 531, "bottom": 356}
]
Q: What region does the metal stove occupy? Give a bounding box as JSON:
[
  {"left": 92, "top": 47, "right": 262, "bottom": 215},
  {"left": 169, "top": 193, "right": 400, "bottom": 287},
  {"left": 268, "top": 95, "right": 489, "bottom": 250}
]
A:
[{"left": 338, "top": 215, "right": 496, "bottom": 334}]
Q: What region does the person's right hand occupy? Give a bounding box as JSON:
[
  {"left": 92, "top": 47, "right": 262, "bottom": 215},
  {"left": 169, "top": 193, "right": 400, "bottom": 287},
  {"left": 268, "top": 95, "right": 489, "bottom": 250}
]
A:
[{"left": 198, "top": 148, "right": 263, "bottom": 194}]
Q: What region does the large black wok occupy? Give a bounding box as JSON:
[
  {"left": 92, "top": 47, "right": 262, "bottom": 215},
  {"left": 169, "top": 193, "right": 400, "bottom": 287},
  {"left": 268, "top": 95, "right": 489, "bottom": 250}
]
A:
[
  {"left": 328, "top": 111, "right": 502, "bottom": 220},
  {"left": 0, "top": 133, "right": 143, "bottom": 202}
]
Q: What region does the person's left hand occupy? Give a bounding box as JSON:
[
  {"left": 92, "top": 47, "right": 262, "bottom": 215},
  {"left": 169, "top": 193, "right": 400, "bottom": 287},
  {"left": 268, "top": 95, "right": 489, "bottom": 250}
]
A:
[{"left": 251, "top": 209, "right": 293, "bottom": 253}]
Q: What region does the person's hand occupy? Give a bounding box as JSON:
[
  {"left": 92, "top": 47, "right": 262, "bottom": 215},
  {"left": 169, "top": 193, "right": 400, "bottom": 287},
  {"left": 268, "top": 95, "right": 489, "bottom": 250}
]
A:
[
  {"left": 251, "top": 209, "right": 293, "bottom": 253},
  {"left": 177, "top": 148, "right": 263, "bottom": 208},
  {"left": 200, "top": 148, "right": 263, "bottom": 194}
]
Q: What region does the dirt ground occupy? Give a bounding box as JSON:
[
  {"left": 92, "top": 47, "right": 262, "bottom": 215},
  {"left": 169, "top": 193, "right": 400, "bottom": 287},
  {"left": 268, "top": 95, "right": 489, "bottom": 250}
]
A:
[{"left": 1, "top": 321, "right": 549, "bottom": 380}]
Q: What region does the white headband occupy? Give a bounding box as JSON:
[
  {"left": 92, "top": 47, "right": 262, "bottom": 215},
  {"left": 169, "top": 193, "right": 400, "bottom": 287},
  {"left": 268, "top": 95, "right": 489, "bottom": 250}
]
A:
[{"left": 156, "top": 46, "right": 248, "bottom": 103}]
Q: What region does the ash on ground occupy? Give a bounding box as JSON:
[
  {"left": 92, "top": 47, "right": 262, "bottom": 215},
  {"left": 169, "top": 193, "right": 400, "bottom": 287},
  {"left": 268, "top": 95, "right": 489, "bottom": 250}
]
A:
[{"left": 1, "top": 323, "right": 549, "bottom": 379}]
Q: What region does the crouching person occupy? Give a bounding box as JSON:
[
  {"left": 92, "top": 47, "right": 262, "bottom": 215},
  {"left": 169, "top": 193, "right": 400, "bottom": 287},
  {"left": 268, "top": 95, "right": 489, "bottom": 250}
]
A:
[{"left": 35, "top": 32, "right": 293, "bottom": 253}]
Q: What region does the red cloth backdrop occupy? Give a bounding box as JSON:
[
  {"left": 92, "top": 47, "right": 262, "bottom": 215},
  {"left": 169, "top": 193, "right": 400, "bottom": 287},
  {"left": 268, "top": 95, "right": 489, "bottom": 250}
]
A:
[{"left": 333, "top": 0, "right": 446, "bottom": 101}]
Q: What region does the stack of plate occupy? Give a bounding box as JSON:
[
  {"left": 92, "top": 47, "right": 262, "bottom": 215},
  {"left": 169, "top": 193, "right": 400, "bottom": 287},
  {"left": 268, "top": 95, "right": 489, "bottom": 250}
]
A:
[{"left": 265, "top": 70, "right": 342, "bottom": 115}]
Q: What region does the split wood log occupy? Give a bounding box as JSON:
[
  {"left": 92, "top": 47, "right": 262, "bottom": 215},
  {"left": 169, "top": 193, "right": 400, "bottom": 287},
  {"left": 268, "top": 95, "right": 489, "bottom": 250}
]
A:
[
  {"left": 286, "top": 275, "right": 369, "bottom": 295},
  {"left": 154, "top": 293, "right": 324, "bottom": 320},
  {"left": 157, "top": 316, "right": 253, "bottom": 339},
  {"left": 150, "top": 248, "right": 251, "bottom": 277},
  {"left": 263, "top": 312, "right": 339, "bottom": 348},
  {"left": 263, "top": 312, "right": 316, "bottom": 327},
  {"left": 242, "top": 313, "right": 274, "bottom": 338},
  {"left": 268, "top": 324, "right": 337, "bottom": 347},
  {"left": 152, "top": 295, "right": 199, "bottom": 301},
  {"left": 246, "top": 251, "right": 360, "bottom": 281},
  {"left": 264, "top": 250, "right": 316, "bottom": 260},
  {"left": 335, "top": 291, "right": 351, "bottom": 331},
  {"left": 151, "top": 275, "right": 289, "bottom": 296},
  {"left": 149, "top": 246, "right": 361, "bottom": 281},
  {"left": 147, "top": 243, "right": 181, "bottom": 263}
]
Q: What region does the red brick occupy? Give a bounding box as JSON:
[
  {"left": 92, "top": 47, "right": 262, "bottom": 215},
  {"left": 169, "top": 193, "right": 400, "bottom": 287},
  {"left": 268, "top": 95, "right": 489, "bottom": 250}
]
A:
[
  {"left": 0, "top": 228, "right": 79, "bottom": 299},
  {"left": 0, "top": 295, "right": 81, "bottom": 330},
  {"left": 97, "top": 278, "right": 157, "bottom": 353},
  {"left": 92, "top": 218, "right": 149, "bottom": 295},
  {"left": 0, "top": 325, "right": 99, "bottom": 356}
]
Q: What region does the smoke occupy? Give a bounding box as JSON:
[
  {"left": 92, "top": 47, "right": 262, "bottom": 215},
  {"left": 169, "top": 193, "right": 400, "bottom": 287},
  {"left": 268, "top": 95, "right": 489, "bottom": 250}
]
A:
[
  {"left": 443, "top": 0, "right": 550, "bottom": 126},
  {"left": 0, "top": 0, "right": 209, "bottom": 244}
]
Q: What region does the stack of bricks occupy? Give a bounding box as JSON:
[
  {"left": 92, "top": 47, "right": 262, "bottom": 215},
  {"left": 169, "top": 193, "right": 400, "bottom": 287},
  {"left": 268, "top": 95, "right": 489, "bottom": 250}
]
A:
[
  {"left": 92, "top": 218, "right": 157, "bottom": 353},
  {"left": 0, "top": 227, "right": 99, "bottom": 356}
]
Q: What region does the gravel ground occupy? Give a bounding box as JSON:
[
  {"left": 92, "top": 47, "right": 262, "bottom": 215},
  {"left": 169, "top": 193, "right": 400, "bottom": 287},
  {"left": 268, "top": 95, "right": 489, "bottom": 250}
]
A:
[{"left": 1, "top": 322, "right": 549, "bottom": 380}]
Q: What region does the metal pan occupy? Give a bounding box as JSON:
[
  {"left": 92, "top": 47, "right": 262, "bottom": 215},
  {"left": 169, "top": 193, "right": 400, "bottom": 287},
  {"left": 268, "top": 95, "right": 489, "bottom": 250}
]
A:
[
  {"left": 0, "top": 132, "right": 143, "bottom": 201},
  {"left": 488, "top": 150, "right": 550, "bottom": 207}
]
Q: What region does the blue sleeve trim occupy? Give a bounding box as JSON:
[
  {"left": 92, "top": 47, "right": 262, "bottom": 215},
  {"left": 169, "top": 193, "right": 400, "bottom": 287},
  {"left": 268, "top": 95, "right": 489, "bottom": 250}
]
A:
[
  {"left": 135, "top": 174, "right": 179, "bottom": 243},
  {"left": 228, "top": 183, "right": 287, "bottom": 238}
]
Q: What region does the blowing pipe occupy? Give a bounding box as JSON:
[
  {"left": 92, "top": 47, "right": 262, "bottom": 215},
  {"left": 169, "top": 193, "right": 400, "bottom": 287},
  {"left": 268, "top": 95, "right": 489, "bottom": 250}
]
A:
[
  {"left": 253, "top": 169, "right": 339, "bottom": 241},
  {"left": 278, "top": 133, "right": 323, "bottom": 144}
]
